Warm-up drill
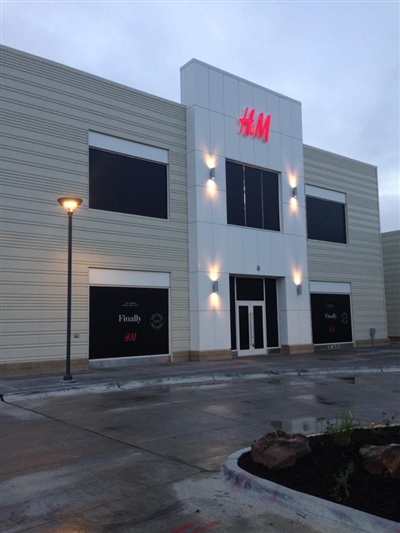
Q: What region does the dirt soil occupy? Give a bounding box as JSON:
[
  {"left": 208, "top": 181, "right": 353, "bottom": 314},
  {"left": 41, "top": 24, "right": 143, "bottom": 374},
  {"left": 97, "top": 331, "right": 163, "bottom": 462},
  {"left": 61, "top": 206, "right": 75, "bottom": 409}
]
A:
[{"left": 238, "top": 426, "right": 400, "bottom": 523}]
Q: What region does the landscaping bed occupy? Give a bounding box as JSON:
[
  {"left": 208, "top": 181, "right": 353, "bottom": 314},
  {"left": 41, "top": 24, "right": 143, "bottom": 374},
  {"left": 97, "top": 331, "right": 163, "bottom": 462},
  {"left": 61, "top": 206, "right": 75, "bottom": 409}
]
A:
[{"left": 238, "top": 426, "right": 400, "bottom": 522}]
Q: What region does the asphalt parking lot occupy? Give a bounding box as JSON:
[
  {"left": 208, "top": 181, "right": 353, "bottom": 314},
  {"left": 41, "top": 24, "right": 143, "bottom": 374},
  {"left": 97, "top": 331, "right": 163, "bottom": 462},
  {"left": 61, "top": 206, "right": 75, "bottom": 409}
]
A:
[{"left": 2, "top": 367, "right": 399, "bottom": 532}]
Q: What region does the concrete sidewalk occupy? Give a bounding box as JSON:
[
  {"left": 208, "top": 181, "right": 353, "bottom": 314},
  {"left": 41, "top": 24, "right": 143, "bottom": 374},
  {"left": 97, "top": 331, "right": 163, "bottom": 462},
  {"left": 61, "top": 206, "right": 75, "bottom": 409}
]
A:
[{"left": 1, "top": 344, "right": 399, "bottom": 399}]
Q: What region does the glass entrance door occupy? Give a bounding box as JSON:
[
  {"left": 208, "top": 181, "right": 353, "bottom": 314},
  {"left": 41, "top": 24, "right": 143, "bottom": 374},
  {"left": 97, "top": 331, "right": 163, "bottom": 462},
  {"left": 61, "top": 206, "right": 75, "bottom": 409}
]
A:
[{"left": 236, "top": 301, "right": 266, "bottom": 356}]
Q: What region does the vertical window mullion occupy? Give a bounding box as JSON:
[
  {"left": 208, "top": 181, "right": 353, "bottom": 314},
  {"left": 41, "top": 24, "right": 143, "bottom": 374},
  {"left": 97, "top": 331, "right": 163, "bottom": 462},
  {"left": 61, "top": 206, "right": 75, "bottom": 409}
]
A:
[
  {"left": 261, "top": 169, "right": 265, "bottom": 229},
  {"left": 243, "top": 165, "right": 247, "bottom": 227}
]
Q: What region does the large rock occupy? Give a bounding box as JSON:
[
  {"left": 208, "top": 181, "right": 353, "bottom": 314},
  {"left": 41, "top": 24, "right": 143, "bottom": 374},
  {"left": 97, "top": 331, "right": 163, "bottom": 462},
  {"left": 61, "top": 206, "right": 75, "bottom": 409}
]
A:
[
  {"left": 251, "top": 430, "right": 311, "bottom": 470},
  {"left": 359, "top": 444, "right": 400, "bottom": 479}
]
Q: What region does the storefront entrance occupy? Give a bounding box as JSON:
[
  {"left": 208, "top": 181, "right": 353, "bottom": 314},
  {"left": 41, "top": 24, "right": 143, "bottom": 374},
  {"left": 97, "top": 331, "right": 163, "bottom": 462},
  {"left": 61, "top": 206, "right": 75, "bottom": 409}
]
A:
[
  {"left": 229, "top": 276, "right": 280, "bottom": 355},
  {"left": 236, "top": 301, "right": 266, "bottom": 356}
]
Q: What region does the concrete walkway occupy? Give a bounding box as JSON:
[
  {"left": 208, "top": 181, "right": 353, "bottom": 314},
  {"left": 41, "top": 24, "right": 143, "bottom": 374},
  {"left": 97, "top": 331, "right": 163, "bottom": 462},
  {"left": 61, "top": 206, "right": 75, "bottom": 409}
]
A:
[
  {"left": 1, "top": 344, "right": 399, "bottom": 399},
  {"left": 1, "top": 345, "right": 399, "bottom": 532}
]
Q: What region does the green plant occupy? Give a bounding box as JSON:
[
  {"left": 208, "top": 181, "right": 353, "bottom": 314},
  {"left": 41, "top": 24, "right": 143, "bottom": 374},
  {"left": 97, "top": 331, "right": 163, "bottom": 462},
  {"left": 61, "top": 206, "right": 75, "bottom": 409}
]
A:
[
  {"left": 369, "top": 411, "right": 398, "bottom": 429},
  {"left": 331, "top": 462, "right": 355, "bottom": 502},
  {"left": 381, "top": 411, "right": 398, "bottom": 427},
  {"left": 325, "top": 411, "right": 356, "bottom": 446}
]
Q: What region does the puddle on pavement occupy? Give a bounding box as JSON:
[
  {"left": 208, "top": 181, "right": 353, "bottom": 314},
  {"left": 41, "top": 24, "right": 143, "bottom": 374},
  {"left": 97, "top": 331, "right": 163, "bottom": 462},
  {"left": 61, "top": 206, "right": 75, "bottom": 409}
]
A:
[
  {"left": 270, "top": 417, "right": 327, "bottom": 434},
  {"left": 315, "top": 394, "right": 336, "bottom": 405},
  {"left": 270, "top": 415, "right": 358, "bottom": 435},
  {"left": 339, "top": 376, "right": 356, "bottom": 384}
]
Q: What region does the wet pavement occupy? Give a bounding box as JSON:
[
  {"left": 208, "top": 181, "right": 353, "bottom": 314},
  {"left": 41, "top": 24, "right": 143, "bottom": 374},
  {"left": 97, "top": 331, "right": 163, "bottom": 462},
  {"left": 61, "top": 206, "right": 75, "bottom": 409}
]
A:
[
  {"left": 1, "top": 347, "right": 400, "bottom": 532},
  {"left": 1, "top": 344, "right": 399, "bottom": 399}
]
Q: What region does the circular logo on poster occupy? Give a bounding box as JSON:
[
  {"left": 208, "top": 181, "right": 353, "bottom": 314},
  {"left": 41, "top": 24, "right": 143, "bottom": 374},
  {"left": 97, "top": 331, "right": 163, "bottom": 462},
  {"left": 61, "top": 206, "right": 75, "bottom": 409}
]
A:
[
  {"left": 341, "top": 312, "right": 349, "bottom": 324},
  {"left": 150, "top": 313, "right": 164, "bottom": 330}
]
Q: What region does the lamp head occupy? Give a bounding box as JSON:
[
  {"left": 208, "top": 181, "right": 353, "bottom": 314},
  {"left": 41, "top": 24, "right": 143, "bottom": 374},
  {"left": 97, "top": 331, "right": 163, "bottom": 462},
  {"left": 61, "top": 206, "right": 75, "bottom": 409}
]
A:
[{"left": 58, "top": 197, "right": 83, "bottom": 214}]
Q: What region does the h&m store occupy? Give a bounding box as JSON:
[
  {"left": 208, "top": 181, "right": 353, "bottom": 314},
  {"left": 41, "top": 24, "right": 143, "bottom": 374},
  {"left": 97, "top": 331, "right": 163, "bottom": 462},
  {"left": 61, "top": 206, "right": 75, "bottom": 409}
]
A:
[{"left": 0, "top": 47, "right": 389, "bottom": 372}]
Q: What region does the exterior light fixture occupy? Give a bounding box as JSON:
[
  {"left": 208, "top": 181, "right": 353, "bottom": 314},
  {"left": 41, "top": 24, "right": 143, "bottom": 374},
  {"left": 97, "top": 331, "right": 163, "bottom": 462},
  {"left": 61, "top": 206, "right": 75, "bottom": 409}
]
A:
[
  {"left": 209, "top": 167, "right": 215, "bottom": 180},
  {"left": 57, "top": 197, "right": 83, "bottom": 382},
  {"left": 292, "top": 186, "right": 298, "bottom": 199},
  {"left": 296, "top": 284, "right": 302, "bottom": 296},
  {"left": 212, "top": 280, "right": 219, "bottom": 293}
]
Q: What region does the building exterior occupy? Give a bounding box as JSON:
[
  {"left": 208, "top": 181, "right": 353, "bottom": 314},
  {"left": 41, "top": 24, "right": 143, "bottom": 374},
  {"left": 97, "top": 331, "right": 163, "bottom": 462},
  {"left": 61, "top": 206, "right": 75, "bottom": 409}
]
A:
[
  {"left": 382, "top": 231, "right": 400, "bottom": 340},
  {"left": 0, "top": 46, "right": 389, "bottom": 374}
]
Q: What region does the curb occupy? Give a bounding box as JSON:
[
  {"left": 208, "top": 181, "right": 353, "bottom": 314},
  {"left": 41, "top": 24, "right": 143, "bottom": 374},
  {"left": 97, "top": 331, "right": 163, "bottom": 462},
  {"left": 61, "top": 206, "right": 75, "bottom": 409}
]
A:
[
  {"left": 223, "top": 447, "right": 399, "bottom": 533},
  {"left": 2, "top": 365, "right": 400, "bottom": 402}
]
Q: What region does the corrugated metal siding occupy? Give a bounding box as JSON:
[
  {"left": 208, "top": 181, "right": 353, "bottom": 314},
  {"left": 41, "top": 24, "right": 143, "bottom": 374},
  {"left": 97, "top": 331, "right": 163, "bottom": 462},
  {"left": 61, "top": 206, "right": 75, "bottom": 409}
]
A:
[
  {"left": 0, "top": 46, "right": 189, "bottom": 364},
  {"left": 382, "top": 231, "right": 400, "bottom": 337},
  {"left": 304, "top": 145, "right": 388, "bottom": 343}
]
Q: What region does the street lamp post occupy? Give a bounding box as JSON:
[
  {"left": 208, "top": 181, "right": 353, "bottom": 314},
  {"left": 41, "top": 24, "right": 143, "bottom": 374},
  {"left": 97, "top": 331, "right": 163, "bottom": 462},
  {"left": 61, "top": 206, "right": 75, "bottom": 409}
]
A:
[{"left": 58, "top": 197, "right": 82, "bottom": 382}]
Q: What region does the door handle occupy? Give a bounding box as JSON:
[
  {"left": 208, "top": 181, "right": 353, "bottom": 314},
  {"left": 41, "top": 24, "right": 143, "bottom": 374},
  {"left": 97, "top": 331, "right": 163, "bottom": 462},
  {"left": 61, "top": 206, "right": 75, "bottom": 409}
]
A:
[{"left": 250, "top": 311, "right": 254, "bottom": 347}]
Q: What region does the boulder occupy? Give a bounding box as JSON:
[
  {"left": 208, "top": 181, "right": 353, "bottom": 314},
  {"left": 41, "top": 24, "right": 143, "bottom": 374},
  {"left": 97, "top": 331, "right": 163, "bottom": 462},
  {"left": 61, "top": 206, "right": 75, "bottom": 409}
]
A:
[
  {"left": 251, "top": 429, "right": 311, "bottom": 470},
  {"left": 359, "top": 444, "right": 400, "bottom": 479}
]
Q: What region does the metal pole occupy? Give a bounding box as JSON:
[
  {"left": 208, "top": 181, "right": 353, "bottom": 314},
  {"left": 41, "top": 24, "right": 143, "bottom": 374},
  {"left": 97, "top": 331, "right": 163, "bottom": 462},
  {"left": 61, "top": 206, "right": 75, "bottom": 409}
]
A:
[{"left": 63, "top": 211, "right": 74, "bottom": 382}]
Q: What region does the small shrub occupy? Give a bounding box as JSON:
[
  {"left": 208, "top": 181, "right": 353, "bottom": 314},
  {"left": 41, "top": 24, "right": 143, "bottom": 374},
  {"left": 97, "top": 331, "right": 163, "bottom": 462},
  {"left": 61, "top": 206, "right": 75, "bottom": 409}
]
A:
[
  {"left": 381, "top": 411, "right": 398, "bottom": 427},
  {"left": 331, "top": 462, "right": 355, "bottom": 502},
  {"left": 325, "top": 411, "right": 356, "bottom": 446}
]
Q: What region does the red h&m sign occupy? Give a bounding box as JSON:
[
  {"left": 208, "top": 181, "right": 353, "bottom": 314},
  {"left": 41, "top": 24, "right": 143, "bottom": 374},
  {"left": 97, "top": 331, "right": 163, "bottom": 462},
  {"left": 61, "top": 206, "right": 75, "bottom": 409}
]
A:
[{"left": 239, "top": 108, "right": 272, "bottom": 142}]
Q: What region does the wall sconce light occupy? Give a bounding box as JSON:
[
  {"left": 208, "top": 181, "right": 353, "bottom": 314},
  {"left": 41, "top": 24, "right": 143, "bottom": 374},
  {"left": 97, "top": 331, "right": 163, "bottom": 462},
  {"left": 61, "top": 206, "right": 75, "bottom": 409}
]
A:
[
  {"left": 209, "top": 167, "right": 215, "bottom": 180},
  {"left": 292, "top": 186, "right": 298, "bottom": 199},
  {"left": 212, "top": 280, "right": 219, "bottom": 293},
  {"left": 296, "top": 284, "right": 302, "bottom": 296}
]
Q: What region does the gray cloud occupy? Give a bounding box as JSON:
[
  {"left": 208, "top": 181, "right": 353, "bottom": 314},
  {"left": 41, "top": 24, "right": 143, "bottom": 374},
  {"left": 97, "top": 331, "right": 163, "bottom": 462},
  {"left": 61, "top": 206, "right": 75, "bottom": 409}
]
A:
[{"left": 2, "top": 0, "right": 399, "bottom": 230}]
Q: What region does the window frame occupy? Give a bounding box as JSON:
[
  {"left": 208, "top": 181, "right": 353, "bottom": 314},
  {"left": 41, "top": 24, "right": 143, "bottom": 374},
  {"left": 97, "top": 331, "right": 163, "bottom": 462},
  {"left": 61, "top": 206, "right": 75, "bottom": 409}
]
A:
[
  {"left": 305, "top": 185, "right": 347, "bottom": 244},
  {"left": 88, "top": 132, "right": 169, "bottom": 220},
  {"left": 226, "top": 160, "right": 281, "bottom": 232}
]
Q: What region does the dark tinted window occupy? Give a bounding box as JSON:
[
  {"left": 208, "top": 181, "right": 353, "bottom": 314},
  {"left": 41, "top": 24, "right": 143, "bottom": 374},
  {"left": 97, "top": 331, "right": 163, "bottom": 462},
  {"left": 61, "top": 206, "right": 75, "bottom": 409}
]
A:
[
  {"left": 229, "top": 276, "right": 237, "bottom": 350},
  {"left": 262, "top": 171, "right": 280, "bottom": 231},
  {"left": 226, "top": 161, "right": 245, "bottom": 226},
  {"left": 226, "top": 161, "right": 280, "bottom": 231},
  {"left": 265, "top": 278, "right": 279, "bottom": 347},
  {"left": 236, "top": 277, "right": 264, "bottom": 300},
  {"left": 89, "top": 286, "right": 169, "bottom": 359},
  {"left": 310, "top": 293, "right": 352, "bottom": 344},
  {"left": 245, "top": 166, "right": 263, "bottom": 229},
  {"left": 89, "top": 147, "right": 167, "bottom": 219},
  {"left": 238, "top": 305, "right": 250, "bottom": 350},
  {"left": 306, "top": 196, "right": 346, "bottom": 243}
]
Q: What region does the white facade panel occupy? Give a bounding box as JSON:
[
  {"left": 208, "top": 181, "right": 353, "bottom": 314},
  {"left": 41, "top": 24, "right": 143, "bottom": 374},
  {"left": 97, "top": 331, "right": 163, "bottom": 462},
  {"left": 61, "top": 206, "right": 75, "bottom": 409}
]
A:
[
  {"left": 181, "top": 58, "right": 311, "bottom": 355},
  {"left": 88, "top": 132, "right": 168, "bottom": 164},
  {"left": 227, "top": 227, "right": 244, "bottom": 273},
  {"left": 209, "top": 68, "right": 224, "bottom": 113},
  {"left": 305, "top": 184, "right": 346, "bottom": 203},
  {"left": 309, "top": 281, "right": 352, "bottom": 294},
  {"left": 242, "top": 231, "right": 258, "bottom": 274},
  {"left": 89, "top": 269, "right": 170, "bottom": 287}
]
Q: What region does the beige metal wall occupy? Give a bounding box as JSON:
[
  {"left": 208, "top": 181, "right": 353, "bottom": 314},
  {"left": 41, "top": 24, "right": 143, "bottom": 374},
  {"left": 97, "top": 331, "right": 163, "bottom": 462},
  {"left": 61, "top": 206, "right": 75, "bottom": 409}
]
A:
[
  {"left": 382, "top": 231, "right": 400, "bottom": 339},
  {"left": 0, "top": 46, "right": 189, "bottom": 369},
  {"left": 304, "top": 145, "right": 388, "bottom": 345}
]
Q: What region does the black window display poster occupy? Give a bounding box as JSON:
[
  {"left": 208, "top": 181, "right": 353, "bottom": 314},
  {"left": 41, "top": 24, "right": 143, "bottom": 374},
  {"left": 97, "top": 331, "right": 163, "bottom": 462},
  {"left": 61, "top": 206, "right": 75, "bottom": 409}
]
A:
[
  {"left": 311, "top": 294, "right": 352, "bottom": 344},
  {"left": 89, "top": 287, "right": 169, "bottom": 359}
]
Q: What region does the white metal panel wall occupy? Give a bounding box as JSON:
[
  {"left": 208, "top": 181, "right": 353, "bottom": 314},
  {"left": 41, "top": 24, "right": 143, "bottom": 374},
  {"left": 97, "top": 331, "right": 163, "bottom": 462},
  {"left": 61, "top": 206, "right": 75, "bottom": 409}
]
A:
[
  {"left": 382, "top": 231, "right": 400, "bottom": 338},
  {"left": 181, "top": 59, "right": 312, "bottom": 352},
  {"left": 304, "top": 145, "right": 388, "bottom": 343},
  {"left": 0, "top": 45, "right": 189, "bottom": 365}
]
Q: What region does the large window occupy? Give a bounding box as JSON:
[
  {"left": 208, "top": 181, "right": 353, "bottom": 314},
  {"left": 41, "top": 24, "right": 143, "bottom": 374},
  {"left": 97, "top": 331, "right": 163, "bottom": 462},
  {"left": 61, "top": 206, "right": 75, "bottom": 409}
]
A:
[
  {"left": 306, "top": 185, "right": 347, "bottom": 244},
  {"left": 310, "top": 293, "right": 352, "bottom": 344},
  {"left": 226, "top": 161, "right": 280, "bottom": 231},
  {"left": 89, "top": 286, "right": 169, "bottom": 359},
  {"left": 89, "top": 132, "right": 168, "bottom": 219}
]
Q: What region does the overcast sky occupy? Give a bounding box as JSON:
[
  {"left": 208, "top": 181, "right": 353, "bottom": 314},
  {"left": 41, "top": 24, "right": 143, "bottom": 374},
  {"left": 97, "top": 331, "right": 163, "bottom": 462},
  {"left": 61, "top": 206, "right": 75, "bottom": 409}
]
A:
[{"left": 2, "top": 0, "right": 399, "bottom": 231}]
